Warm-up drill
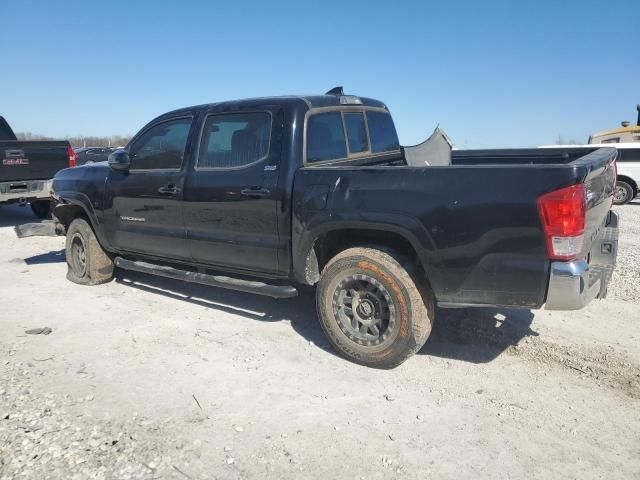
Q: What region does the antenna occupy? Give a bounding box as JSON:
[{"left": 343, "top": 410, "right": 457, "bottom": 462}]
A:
[{"left": 325, "top": 86, "right": 344, "bottom": 96}]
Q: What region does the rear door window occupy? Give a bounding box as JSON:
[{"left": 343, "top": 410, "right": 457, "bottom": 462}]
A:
[
  {"left": 344, "top": 112, "right": 369, "bottom": 154},
  {"left": 307, "top": 112, "right": 348, "bottom": 163},
  {"left": 366, "top": 111, "right": 400, "bottom": 153},
  {"left": 197, "top": 112, "right": 271, "bottom": 169}
]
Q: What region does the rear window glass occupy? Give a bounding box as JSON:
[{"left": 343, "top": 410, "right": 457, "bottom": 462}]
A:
[
  {"left": 307, "top": 112, "right": 347, "bottom": 162},
  {"left": 197, "top": 112, "right": 271, "bottom": 169},
  {"left": 344, "top": 112, "right": 368, "bottom": 153},
  {"left": 367, "top": 111, "right": 400, "bottom": 153}
]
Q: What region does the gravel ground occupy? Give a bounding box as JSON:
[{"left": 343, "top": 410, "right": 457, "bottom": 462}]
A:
[
  {"left": 1, "top": 201, "right": 639, "bottom": 479},
  {"left": 610, "top": 203, "right": 640, "bottom": 302}
]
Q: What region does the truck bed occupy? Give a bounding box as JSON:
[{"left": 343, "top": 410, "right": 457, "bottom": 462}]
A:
[
  {"left": 294, "top": 147, "right": 617, "bottom": 308},
  {"left": 451, "top": 147, "right": 603, "bottom": 165}
]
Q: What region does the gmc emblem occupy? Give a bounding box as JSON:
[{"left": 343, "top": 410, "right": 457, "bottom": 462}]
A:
[{"left": 2, "top": 158, "right": 29, "bottom": 166}]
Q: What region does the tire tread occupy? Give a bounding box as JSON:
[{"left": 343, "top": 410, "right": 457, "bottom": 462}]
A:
[
  {"left": 65, "top": 218, "right": 114, "bottom": 285},
  {"left": 317, "top": 246, "right": 434, "bottom": 369}
]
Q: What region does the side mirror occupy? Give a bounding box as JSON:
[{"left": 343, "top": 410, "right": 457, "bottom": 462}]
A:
[{"left": 108, "top": 149, "right": 130, "bottom": 171}]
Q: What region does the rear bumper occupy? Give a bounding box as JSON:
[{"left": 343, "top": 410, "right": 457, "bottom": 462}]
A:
[
  {"left": 0, "top": 179, "right": 53, "bottom": 205},
  {"left": 545, "top": 210, "right": 619, "bottom": 310}
]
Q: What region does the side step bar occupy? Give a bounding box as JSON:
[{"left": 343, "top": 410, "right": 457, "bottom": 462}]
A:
[{"left": 114, "top": 257, "right": 298, "bottom": 299}]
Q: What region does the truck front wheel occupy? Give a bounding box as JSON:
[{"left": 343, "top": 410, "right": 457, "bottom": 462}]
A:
[
  {"left": 316, "top": 247, "right": 434, "bottom": 369},
  {"left": 65, "top": 218, "right": 114, "bottom": 285}
]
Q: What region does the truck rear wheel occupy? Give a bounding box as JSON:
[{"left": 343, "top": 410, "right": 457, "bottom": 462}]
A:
[
  {"left": 316, "top": 247, "right": 434, "bottom": 369},
  {"left": 65, "top": 218, "right": 114, "bottom": 285}
]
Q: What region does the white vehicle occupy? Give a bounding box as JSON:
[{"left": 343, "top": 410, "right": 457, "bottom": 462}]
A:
[
  {"left": 589, "top": 105, "right": 640, "bottom": 144},
  {"left": 610, "top": 144, "right": 640, "bottom": 204},
  {"left": 540, "top": 143, "right": 640, "bottom": 205}
]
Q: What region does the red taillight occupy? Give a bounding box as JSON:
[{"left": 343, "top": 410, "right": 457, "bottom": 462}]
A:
[
  {"left": 67, "top": 146, "right": 77, "bottom": 168},
  {"left": 537, "top": 184, "right": 586, "bottom": 260}
]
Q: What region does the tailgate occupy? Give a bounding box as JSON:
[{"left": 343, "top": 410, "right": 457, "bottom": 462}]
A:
[
  {"left": 0, "top": 141, "right": 71, "bottom": 182},
  {"left": 543, "top": 148, "right": 618, "bottom": 310},
  {"left": 579, "top": 148, "right": 617, "bottom": 257}
]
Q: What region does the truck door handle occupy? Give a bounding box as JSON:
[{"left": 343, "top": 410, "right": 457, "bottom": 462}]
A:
[
  {"left": 158, "top": 185, "right": 178, "bottom": 196},
  {"left": 240, "top": 187, "right": 271, "bottom": 197}
]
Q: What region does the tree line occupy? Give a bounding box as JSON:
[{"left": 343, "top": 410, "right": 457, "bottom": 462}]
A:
[{"left": 15, "top": 132, "right": 132, "bottom": 148}]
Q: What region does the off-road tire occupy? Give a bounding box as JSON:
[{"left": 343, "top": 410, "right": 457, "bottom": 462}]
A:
[
  {"left": 316, "top": 247, "right": 434, "bottom": 369},
  {"left": 30, "top": 200, "right": 52, "bottom": 219},
  {"left": 65, "top": 218, "right": 114, "bottom": 285},
  {"left": 613, "top": 181, "right": 634, "bottom": 205}
]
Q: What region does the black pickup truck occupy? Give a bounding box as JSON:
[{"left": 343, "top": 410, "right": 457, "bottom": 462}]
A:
[
  {"left": 51, "top": 90, "right": 619, "bottom": 368},
  {"left": 1, "top": 116, "right": 75, "bottom": 218}
]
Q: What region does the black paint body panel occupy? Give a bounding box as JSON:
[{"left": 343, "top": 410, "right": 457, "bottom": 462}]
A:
[
  {"left": 52, "top": 95, "right": 617, "bottom": 309},
  {"left": 0, "top": 115, "right": 71, "bottom": 184},
  {"left": 1, "top": 141, "right": 71, "bottom": 183}
]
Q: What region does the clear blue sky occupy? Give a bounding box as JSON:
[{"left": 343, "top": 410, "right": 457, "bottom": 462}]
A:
[{"left": 1, "top": 0, "right": 638, "bottom": 147}]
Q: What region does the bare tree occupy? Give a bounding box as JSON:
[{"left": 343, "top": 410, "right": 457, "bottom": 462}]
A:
[
  {"left": 15, "top": 132, "right": 56, "bottom": 141},
  {"left": 15, "top": 132, "right": 132, "bottom": 147},
  {"left": 554, "top": 135, "right": 581, "bottom": 145}
]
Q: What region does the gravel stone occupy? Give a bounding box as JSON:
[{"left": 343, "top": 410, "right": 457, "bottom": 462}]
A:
[{"left": 0, "top": 202, "right": 638, "bottom": 479}]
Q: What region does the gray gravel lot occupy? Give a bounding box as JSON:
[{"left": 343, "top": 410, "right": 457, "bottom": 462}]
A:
[{"left": 1, "top": 201, "right": 639, "bottom": 479}]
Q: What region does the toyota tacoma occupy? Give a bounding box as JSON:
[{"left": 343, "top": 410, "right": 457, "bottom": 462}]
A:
[{"left": 51, "top": 89, "right": 619, "bottom": 368}]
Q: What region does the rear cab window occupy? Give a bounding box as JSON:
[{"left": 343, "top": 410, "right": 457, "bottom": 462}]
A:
[
  {"left": 306, "top": 112, "right": 347, "bottom": 163},
  {"left": 305, "top": 108, "right": 400, "bottom": 165},
  {"left": 366, "top": 111, "right": 400, "bottom": 153},
  {"left": 344, "top": 112, "right": 369, "bottom": 154}
]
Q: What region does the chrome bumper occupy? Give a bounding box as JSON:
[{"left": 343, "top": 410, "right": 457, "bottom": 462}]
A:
[
  {"left": 0, "top": 179, "right": 53, "bottom": 204},
  {"left": 545, "top": 211, "right": 619, "bottom": 310}
]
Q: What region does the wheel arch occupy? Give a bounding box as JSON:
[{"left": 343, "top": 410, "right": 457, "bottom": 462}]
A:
[
  {"left": 53, "top": 194, "right": 112, "bottom": 251},
  {"left": 53, "top": 203, "right": 90, "bottom": 229},
  {"left": 295, "top": 224, "right": 437, "bottom": 293}
]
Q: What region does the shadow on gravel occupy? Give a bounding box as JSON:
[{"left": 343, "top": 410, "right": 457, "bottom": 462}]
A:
[
  {"left": 0, "top": 204, "right": 40, "bottom": 227},
  {"left": 420, "top": 307, "right": 537, "bottom": 363},
  {"left": 115, "top": 271, "right": 538, "bottom": 365},
  {"left": 115, "top": 270, "right": 333, "bottom": 351},
  {"left": 23, "top": 249, "right": 66, "bottom": 265}
]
